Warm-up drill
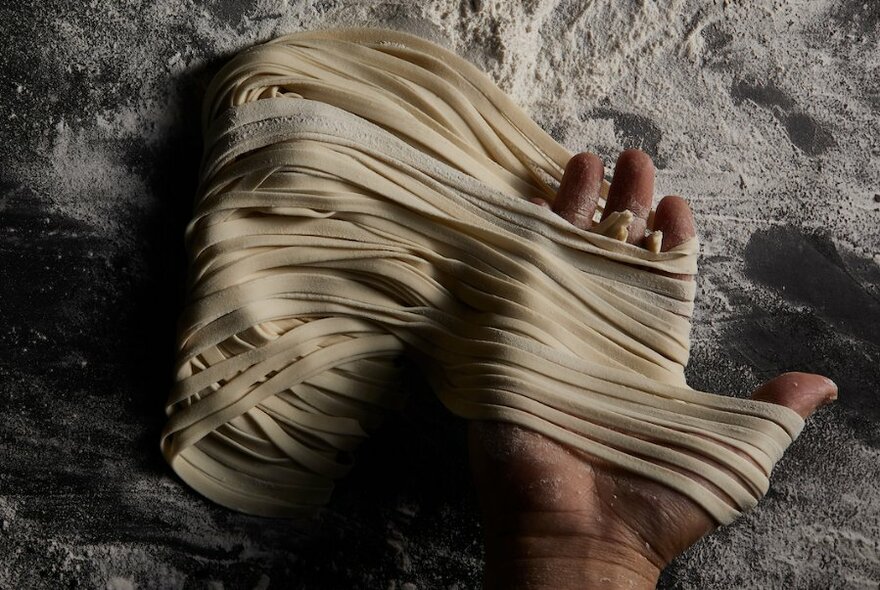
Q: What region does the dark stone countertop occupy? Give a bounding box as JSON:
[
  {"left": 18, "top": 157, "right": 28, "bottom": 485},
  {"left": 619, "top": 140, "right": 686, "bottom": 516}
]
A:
[{"left": 1, "top": 1, "right": 878, "bottom": 588}]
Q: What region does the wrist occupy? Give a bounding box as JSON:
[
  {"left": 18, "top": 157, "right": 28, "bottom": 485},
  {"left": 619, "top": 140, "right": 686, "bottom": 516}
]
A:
[{"left": 482, "top": 530, "right": 661, "bottom": 590}]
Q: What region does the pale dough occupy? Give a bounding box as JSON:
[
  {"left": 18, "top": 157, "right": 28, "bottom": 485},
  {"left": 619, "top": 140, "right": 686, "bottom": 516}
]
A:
[{"left": 161, "top": 28, "right": 803, "bottom": 524}]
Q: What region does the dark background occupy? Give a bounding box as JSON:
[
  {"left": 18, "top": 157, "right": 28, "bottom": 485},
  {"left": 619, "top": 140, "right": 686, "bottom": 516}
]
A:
[{"left": 1, "top": 1, "right": 878, "bottom": 588}]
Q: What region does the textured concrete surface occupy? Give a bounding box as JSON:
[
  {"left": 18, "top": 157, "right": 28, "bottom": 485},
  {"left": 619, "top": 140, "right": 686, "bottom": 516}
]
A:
[{"left": 1, "top": 1, "right": 878, "bottom": 588}]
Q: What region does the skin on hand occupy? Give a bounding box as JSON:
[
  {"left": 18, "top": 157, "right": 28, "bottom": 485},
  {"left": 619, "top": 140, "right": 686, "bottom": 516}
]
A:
[{"left": 470, "top": 149, "right": 838, "bottom": 590}]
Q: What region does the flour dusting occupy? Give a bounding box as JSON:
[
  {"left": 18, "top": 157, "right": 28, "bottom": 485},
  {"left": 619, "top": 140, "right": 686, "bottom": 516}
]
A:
[{"left": 1, "top": 0, "right": 878, "bottom": 588}]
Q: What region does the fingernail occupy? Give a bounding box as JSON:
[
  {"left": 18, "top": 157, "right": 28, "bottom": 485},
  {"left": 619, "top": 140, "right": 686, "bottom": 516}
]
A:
[{"left": 820, "top": 376, "right": 838, "bottom": 406}]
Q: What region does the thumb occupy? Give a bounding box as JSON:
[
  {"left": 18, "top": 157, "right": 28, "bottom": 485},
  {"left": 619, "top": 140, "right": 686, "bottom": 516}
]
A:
[{"left": 751, "top": 372, "right": 838, "bottom": 419}]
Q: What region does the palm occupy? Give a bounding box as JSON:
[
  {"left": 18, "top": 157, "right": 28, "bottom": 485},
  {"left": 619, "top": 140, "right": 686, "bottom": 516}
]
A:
[{"left": 470, "top": 421, "right": 713, "bottom": 572}]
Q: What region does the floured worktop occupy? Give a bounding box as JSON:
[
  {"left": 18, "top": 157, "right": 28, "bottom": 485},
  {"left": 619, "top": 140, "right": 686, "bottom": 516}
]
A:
[{"left": 1, "top": 1, "right": 878, "bottom": 589}]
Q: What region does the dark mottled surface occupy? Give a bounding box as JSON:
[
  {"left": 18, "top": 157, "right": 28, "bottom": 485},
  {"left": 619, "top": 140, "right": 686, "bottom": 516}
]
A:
[
  {"left": 585, "top": 107, "right": 667, "bottom": 168},
  {"left": 1, "top": 0, "right": 878, "bottom": 589},
  {"left": 730, "top": 80, "right": 836, "bottom": 156}
]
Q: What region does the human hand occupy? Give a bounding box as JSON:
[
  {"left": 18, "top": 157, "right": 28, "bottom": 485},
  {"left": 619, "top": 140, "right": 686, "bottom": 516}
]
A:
[{"left": 469, "top": 149, "right": 838, "bottom": 589}]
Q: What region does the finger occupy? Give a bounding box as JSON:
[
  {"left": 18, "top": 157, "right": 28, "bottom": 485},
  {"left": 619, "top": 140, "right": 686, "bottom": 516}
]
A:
[
  {"left": 751, "top": 372, "right": 838, "bottom": 419},
  {"left": 552, "top": 152, "right": 604, "bottom": 230},
  {"left": 601, "top": 149, "right": 654, "bottom": 245},
  {"left": 642, "top": 195, "right": 696, "bottom": 280},
  {"left": 652, "top": 195, "right": 696, "bottom": 252}
]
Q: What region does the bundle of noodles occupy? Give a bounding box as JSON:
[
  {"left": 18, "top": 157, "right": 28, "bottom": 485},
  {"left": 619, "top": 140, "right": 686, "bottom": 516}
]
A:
[{"left": 161, "top": 28, "right": 802, "bottom": 523}]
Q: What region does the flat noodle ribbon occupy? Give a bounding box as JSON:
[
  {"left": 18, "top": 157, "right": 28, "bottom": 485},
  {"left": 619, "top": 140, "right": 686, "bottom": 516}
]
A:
[{"left": 161, "top": 28, "right": 803, "bottom": 524}]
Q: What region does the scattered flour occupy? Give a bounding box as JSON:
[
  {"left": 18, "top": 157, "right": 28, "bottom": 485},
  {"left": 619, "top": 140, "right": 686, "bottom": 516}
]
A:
[{"left": 2, "top": 0, "right": 878, "bottom": 588}]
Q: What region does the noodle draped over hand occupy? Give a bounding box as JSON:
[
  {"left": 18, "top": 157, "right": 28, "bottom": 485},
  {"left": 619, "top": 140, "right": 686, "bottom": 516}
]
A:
[{"left": 161, "top": 28, "right": 803, "bottom": 524}]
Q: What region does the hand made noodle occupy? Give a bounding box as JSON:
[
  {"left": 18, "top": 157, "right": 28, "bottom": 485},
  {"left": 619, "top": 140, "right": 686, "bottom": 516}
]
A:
[{"left": 161, "top": 28, "right": 804, "bottom": 524}]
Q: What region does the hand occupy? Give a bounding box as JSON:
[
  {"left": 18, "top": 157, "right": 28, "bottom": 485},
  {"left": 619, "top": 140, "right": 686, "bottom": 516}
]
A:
[{"left": 469, "top": 149, "right": 838, "bottom": 589}]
